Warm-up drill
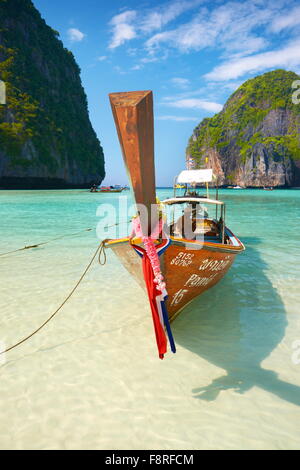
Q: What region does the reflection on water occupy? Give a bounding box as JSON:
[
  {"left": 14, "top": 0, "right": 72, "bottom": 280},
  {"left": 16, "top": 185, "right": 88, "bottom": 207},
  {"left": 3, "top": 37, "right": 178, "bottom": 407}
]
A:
[{"left": 174, "top": 237, "right": 300, "bottom": 407}]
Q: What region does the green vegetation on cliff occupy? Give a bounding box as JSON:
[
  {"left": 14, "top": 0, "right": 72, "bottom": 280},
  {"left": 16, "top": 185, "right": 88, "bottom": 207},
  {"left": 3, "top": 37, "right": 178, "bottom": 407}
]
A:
[
  {"left": 0, "top": 0, "right": 105, "bottom": 187},
  {"left": 187, "top": 70, "right": 300, "bottom": 186}
]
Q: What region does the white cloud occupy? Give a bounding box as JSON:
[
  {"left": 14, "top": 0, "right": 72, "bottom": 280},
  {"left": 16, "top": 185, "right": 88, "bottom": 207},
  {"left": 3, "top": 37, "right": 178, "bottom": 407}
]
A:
[
  {"left": 146, "top": 21, "right": 215, "bottom": 52},
  {"left": 141, "top": 56, "right": 159, "bottom": 63},
  {"left": 205, "top": 40, "right": 300, "bottom": 81},
  {"left": 127, "top": 48, "right": 138, "bottom": 56},
  {"left": 67, "top": 28, "right": 85, "bottom": 42},
  {"left": 108, "top": 10, "right": 137, "bottom": 49},
  {"left": 208, "top": 81, "right": 243, "bottom": 92},
  {"left": 171, "top": 77, "right": 191, "bottom": 89},
  {"left": 270, "top": 6, "right": 300, "bottom": 32},
  {"left": 108, "top": 1, "right": 202, "bottom": 49},
  {"left": 140, "top": 0, "right": 203, "bottom": 33},
  {"left": 113, "top": 65, "right": 127, "bottom": 75},
  {"left": 97, "top": 55, "right": 107, "bottom": 61},
  {"left": 145, "top": 1, "right": 289, "bottom": 55},
  {"left": 157, "top": 115, "right": 199, "bottom": 122},
  {"left": 161, "top": 80, "right": 243, "bottom": 107},
  {"left": 164, "top": 98, "right": 223, "bottom": 113},
  {"left": 128, "top": 55, "right": 160, "bottom": 71},
  {"left": 106, "top": 0, "right": 300, "bottom": 85}
]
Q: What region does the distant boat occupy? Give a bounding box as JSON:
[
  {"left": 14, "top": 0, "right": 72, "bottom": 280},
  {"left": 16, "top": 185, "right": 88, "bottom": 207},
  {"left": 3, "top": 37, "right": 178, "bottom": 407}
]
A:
[
  {"left": 90, "top": 185, "right": 124, "bottom": 193},
  {"left": 103, "top": 90, "right": 245, "bottom": 358},
  {"left": 233, "top": 185, "right": 243, "bottom": 189},
  {"left": 99, "top": 186, "right": 124, "bottom": 193},
  {"left": 263, "top": 187, "right": 274, "bottom": 191}
]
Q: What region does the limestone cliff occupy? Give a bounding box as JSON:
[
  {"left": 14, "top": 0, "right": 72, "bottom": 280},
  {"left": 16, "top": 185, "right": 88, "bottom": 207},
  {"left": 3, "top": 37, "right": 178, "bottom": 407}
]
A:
[
  {"left": 187, "top": 70, "right": 300, "bottom": 187},
  {"left": 0, "top": 0, "right": 105, "bottom": 189}
]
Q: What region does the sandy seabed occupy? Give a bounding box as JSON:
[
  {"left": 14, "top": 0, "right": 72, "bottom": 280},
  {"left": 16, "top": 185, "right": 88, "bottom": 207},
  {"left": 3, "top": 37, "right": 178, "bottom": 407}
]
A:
[{"left": 0, "top": 189, "right": 299, "bottom": 450}]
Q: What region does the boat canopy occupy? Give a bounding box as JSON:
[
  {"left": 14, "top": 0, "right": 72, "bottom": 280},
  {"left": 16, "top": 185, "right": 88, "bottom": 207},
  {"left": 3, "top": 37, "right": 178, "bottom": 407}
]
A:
[
  {"left": 176, "top": 169, "right": 215, "bottom": 184},
  {"left": 162, "top": 197, "right": 224, "bottom": 206}
]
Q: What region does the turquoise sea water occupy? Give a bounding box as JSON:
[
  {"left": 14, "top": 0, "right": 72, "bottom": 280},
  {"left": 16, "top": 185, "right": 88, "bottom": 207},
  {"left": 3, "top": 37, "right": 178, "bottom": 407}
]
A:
[{"left": 0, "top": 188, "right": 300, "bottom": 449}]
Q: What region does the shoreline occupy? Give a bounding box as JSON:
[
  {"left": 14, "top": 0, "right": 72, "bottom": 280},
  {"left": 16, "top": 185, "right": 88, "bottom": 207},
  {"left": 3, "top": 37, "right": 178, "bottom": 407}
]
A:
[{"left": 1, "top": 186, "right": 300, "bottom": 191}]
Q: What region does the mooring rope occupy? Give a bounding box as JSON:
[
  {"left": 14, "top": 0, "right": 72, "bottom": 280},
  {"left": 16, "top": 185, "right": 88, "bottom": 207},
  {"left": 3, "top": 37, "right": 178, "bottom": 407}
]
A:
[
  {"left": 0, "top": 241, "right": 106, "bottom": 356},
  {"left": 0, "top": 228, "right": 92, "bottom": 258},
  {"left": 0, "top": 219, "right": 132, "bottom": 258},
  {"left": 98, "top": 239, "right": 108, "bottom": 265},
  {"left": 0, "top": 217, "right": 133, "bottom": 355}
]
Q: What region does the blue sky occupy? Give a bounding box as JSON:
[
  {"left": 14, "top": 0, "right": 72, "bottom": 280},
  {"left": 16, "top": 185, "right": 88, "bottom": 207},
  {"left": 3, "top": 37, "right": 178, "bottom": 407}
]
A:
[{"left": 33, "top": 0, "right": 300, "bottom": 186}]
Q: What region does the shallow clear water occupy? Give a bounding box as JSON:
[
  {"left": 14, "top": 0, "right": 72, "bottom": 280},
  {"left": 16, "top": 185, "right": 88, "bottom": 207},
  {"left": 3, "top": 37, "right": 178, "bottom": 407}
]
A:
[{"left": 0, "top": 188, "right": 300, "bottom": 450}]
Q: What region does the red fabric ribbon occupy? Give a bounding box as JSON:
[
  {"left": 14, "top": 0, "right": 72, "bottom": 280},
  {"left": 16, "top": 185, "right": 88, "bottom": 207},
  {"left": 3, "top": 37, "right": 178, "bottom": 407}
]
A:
[{"left": 141, "top": 250, "right": 167, "bottom": 359}]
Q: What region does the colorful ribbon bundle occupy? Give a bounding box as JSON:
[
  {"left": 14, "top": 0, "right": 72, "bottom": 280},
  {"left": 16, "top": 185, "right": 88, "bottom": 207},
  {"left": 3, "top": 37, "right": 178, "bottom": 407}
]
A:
[{"left": 130, "top": 216, "right": 176, "bottom": 359}]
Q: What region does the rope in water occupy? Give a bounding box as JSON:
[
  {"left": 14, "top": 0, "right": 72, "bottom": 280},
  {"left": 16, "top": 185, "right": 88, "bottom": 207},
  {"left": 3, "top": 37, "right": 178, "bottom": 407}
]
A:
[
  {"left": 0, "top": 219, "right": 131, "bottom": 258},
  {"left": 0, "top": 241, "right": 107, "bottom": 356},
  {"left": 0, "top": 228, "right": 92, "bottom": 257},
  {"left": 0, "top": 218, "right": 133, "bottom": 355}
]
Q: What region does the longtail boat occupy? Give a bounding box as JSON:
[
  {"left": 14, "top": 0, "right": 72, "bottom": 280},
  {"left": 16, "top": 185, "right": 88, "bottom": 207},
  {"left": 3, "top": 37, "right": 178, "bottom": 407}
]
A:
[
  {"left": 90, "top": 185, "right": 124, "bottom": 193},
  {"left": 105, "top": 90, "right": 245, "bottom": 358},
  {"left": 99, "top": 186, "right": 124, "bottom": 193}
]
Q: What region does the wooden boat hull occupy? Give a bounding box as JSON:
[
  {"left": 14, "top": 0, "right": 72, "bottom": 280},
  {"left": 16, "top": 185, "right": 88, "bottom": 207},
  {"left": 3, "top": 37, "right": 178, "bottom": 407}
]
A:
[
  {"left": 106, "top": 231, "right": 244, "bottom": 321},
  {"left": 107, "top": 90, "right": 245, "bottom": 326},
  {"left": 163, "top": 242, "right": 236, "bottom": 320}
]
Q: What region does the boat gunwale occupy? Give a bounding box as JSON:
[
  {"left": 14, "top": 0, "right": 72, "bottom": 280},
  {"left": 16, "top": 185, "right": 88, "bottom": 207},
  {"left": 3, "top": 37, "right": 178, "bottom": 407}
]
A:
[{"left": 104, "top": 230, "right": 245, "bottom": 253}]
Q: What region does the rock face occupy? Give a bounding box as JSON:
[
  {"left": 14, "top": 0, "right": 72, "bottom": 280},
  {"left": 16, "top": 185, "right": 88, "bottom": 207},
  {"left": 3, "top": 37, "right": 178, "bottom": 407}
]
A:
[
  {"left": 0, "top": 0, "right": 105, "bottom": 189},
  {"left": 186, "top": 70, "right": 300, "bottom": 187}
]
